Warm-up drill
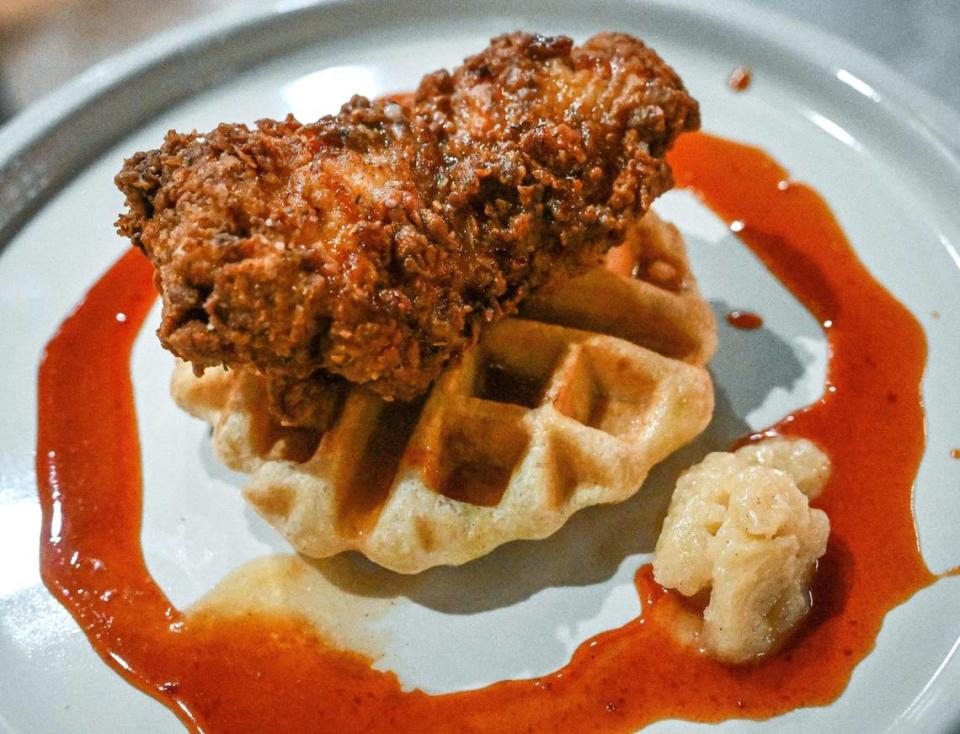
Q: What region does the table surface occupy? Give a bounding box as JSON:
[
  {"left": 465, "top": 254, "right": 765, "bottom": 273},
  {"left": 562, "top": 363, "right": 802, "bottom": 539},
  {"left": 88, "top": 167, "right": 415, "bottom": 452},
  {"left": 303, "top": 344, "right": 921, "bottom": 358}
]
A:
[{"left": 0, "top": 0, "right": 958, "bottom": 126}]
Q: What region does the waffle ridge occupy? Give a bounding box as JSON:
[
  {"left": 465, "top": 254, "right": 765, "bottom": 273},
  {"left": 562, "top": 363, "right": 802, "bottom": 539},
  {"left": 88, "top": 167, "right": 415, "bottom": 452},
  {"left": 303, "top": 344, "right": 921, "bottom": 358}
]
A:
[{"left": 172, "top": 212, "right": 717, "bottom": 573}]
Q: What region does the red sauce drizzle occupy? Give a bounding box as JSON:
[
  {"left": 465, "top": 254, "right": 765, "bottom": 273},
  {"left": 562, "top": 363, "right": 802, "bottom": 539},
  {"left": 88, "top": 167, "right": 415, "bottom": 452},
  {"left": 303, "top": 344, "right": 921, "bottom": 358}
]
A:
[
  {"left": 726, "top": 309, "right": 764, "bottom": 330},
  {"left": 37, "top": 132, "right": 941, "bottom": 732},
  {"left": 728, "top": 66, "right": 752, "bottom": 92}
]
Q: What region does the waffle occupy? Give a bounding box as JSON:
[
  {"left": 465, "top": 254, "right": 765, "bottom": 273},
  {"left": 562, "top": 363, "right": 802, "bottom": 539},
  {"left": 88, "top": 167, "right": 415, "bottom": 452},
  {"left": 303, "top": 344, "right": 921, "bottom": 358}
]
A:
[{"left": 172, "top": 212, "right": 716, "bottom": 573}]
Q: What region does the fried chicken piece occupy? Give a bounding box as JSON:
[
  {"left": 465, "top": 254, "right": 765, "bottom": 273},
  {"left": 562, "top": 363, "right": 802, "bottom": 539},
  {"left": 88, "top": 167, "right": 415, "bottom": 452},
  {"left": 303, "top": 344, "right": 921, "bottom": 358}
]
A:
[{"left": 116, "top": 32, "right": 699, "bottom": 403}]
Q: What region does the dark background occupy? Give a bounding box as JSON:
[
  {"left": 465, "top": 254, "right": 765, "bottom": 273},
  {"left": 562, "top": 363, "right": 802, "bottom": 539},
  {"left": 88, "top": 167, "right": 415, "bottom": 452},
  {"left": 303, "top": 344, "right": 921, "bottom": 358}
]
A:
[{"left": 1, "top": 0, "right": 958, "bottom": 124}]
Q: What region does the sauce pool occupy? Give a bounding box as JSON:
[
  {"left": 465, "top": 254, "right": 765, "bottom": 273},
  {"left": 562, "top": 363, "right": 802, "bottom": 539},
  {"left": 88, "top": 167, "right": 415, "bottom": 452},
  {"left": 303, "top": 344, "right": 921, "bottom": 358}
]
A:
[{"left": 37, "top": 132, "right": 941, "bottom": 732}]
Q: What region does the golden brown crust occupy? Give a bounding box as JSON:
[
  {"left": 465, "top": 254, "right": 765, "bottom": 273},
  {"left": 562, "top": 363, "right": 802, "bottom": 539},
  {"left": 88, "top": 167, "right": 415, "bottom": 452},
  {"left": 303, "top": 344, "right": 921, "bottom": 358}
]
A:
[{"left": 116, "top": 32, "right": 699, "bottom": 401}]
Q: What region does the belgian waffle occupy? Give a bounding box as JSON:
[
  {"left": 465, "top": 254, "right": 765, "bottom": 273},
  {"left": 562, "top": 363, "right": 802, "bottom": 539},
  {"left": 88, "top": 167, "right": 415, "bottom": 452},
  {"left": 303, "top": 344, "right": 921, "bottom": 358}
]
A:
[{"left": 172, "top": 212, "right": 716, "bottom": 573}]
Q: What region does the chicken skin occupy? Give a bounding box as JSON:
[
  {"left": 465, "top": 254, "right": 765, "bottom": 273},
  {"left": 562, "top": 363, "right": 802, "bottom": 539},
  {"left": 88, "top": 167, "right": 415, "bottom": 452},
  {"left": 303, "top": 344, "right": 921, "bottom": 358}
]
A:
[{"left": 116, "top": 32, "right": 699, "bottom": 406}]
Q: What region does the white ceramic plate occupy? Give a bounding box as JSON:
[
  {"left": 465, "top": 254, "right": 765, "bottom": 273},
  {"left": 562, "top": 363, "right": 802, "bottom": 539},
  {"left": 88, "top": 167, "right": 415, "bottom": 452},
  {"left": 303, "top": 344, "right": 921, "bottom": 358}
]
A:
[{"left": 1, "top": 1, "right": 959, "bottom": 732}]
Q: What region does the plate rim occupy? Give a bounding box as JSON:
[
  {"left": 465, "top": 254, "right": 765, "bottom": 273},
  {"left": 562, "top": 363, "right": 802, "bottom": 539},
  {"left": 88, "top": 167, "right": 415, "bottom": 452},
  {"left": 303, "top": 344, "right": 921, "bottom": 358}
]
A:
[{"left": 0, "top": 0, "right": 959, "bottom": 251}]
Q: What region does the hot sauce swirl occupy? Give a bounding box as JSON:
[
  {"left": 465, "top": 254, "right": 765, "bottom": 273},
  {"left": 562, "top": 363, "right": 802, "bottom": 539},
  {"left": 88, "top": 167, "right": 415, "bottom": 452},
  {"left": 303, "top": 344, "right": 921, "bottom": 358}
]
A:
[{"left": 36, "top": 132, "right": 941, "bottom": 732}]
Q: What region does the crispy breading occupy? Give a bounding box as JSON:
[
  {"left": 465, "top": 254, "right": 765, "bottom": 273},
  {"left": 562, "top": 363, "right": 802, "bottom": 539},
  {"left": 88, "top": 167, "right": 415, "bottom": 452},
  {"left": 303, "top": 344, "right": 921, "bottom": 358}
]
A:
[{"left": 116, "top": 32, "right": 699, "bottom": 401}]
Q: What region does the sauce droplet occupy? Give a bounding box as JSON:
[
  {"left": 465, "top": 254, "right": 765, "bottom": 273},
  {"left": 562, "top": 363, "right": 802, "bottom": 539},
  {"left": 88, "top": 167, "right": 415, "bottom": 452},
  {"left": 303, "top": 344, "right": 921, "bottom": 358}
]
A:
[
  {"left": 951, "top": 449, "right": 960, "bottom": 459},
  {"left": 728, "top": 66, "right": 752, "bottom": 92},
  {"left": 726, "top": 310, "right": 764, "bottom": 330}
]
